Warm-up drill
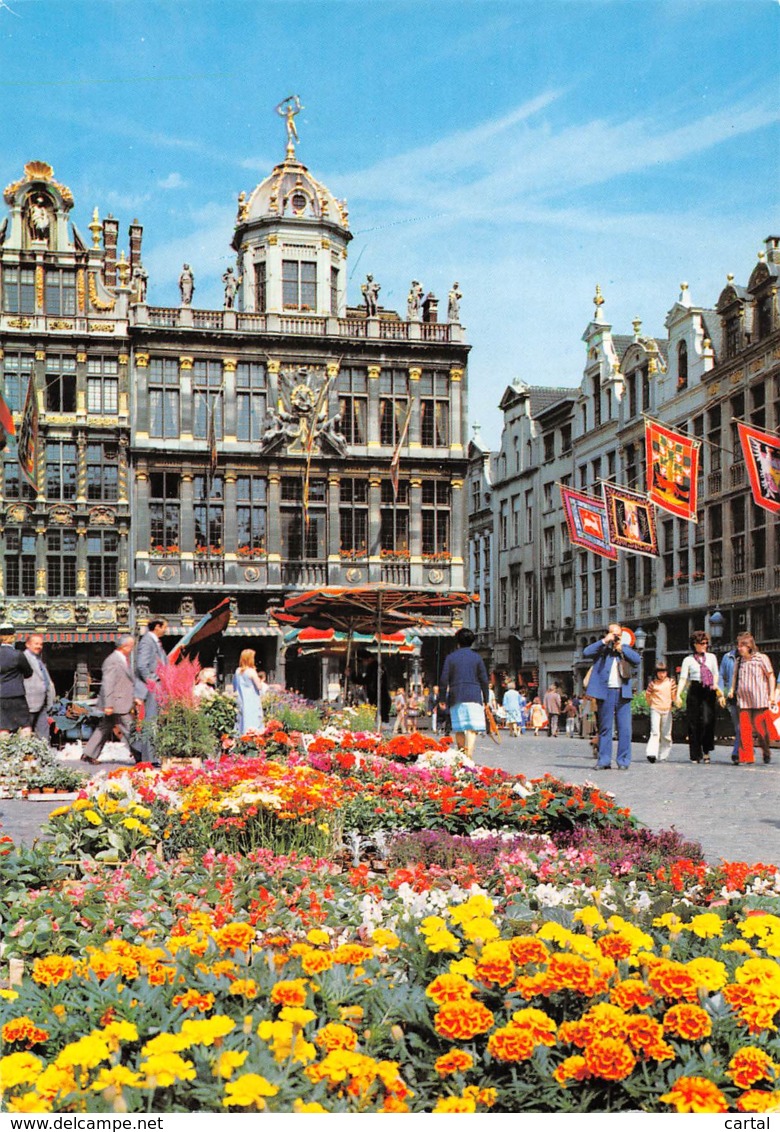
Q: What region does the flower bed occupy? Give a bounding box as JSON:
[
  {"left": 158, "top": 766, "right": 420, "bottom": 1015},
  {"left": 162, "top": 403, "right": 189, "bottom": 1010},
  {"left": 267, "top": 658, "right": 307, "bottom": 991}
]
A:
[{"left": 1, "top": 725, "right": 779, "bottom": 1113}]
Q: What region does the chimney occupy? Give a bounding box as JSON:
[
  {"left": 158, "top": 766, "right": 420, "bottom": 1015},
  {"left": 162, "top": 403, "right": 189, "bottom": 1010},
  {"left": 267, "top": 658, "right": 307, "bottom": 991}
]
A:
[
  {"left": 422, "top": 292, "right": 438, "bottom": 324},
  {"left": 129, "top": 219, "right": 143, "bottom": 273},
  {"left": 102, "top": 214, "right": 119, "bottom": 287},
  {"left": 764, "top": 236, "right": 780, "bottom": 266}
]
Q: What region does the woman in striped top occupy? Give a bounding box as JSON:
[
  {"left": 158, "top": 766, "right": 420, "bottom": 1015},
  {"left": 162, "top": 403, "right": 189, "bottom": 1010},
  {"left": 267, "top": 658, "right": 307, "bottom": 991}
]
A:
[{"left": 729, "top": 632, "right": 777, "bottom": 765}]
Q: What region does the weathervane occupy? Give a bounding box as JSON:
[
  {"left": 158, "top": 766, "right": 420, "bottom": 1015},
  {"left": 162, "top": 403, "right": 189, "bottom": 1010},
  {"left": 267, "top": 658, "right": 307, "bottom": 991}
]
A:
[{"left": 275, "top": 95, "right": 303, "bottom": 159}]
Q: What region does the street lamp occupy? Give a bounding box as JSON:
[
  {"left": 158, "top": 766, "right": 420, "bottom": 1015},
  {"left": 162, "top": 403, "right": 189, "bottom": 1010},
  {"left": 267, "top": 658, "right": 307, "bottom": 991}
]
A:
[
  {"left": 634, "top": 625, "right": 647, "bottom": 691},
  {"left": 709, "top": 609, "right": 724, "bottom": 656}
]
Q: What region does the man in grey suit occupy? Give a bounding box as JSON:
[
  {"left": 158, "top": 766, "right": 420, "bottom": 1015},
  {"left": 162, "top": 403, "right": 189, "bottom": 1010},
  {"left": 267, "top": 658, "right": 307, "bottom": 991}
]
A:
[
  {"left": 134, "top": 618, "right": 168, "bottom": 761},
  {"left": 81, "top": 635, "right": 141, "bottom": 764},
  {"left": 24, "top": 633, "right": 57, "bottom": 741}
]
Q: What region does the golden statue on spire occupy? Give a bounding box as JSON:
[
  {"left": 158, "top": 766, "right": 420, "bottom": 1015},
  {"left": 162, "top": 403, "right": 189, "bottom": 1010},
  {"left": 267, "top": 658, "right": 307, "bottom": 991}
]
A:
[{"left": 275, "top": 95, "right": 303, "bottom": 159}]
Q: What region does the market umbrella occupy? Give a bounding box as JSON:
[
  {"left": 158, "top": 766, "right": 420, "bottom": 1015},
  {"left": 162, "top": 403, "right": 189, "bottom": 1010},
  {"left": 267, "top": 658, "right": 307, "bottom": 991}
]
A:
[
  {"left": 168, "top": 596, "right": 233, "bottom": 664},
  {"left": 274, "top": 586, "right": 478, "bottom": 729}
]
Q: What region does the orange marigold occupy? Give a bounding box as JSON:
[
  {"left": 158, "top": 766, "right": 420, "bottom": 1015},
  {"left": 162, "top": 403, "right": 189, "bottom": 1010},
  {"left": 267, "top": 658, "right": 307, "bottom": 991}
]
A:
[
  {"left": 301, "top": 951, "right": 333, "bottom": 976},
  {"left": 647, "top": 961, "right": 699, "bottom": 1002},
  {"left": 597, "top": 933, "right": 634, "bottom": 961},
  {"left": 487, "top": 1023, "right": 535, "bottom": 1063},
  {"left": 583, "top": 1038, "right": 636, "bottom": 1081},
  {"left": 553, "top": 1055, "right": 589, "bottom": 1087},
  {"left": 1, "top": 1017, "right": 50, "bottom": 1046},
  {"left": 434, "top": 1049, "right": 474, "bottom": 1077},
  {"left": 433, "top": 1000, "right": 495, "bottom": 1042},
  {"left": 475, "top": 954, "right": 515, "bottom": 988},
  {"left": 510, "top": 1008, "right": 557, "bottom": 1046},
  {"left": 508, "top": 937, "right": 550, "bottom": 966},
  {"left": 663, "top": 1003, "right": 713, "bottom": 1041},
  {"left": 660, "top": 1075, "right": 729, "bottom": 1113},
  {"left": 172, "top": 990, "right": 215, "bottom": 1013},
  {"left": 212, "top": 922, "right": 255, "bottom": 953},
  {"left": 546, "top": 953, "right": 601, "bottom": 996},
  {"left": 425, "top": 973, "right": 475, "bottom": 1005},
  {"left": 315, "top": 1024, "right": 359, "bottom": 1053},
  {"left": 32, "top": 955, "right": 76, "bottom": 987},
  {"left": 737, "top": 1090, "right": 780, "bottom": 1113},
  {"left": 728, "top": 1047, "right": 777, "bottom": 1090},
  {"left": 270, "top": 979, "right": 309, "bottom": 1007},
  {"left": 610, "top": 979, "right": 656, "bottom": 1011}
]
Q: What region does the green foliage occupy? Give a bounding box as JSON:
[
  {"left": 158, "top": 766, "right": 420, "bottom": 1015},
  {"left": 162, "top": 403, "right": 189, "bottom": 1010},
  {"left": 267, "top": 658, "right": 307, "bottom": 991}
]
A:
[
  {"left": 328, "top": 703, "right": 378, "bottom": 732},
  {"left": 631, "top": 691, "right": 649, "bottom": 716},
  {"left": 0, "top": 732, "right": 60, "bottom": 795},
  {"left": 265, "top": 693, "right": 324, "bottom": 734},
  {"left": 200, "top": 692, "right": 238, "bottom": 739},
  {"left": 152, "top": 700, "right": 218, "bottom": 761},
  {"left": 27, "top": 764, "right": 84, "bottom": 792}
]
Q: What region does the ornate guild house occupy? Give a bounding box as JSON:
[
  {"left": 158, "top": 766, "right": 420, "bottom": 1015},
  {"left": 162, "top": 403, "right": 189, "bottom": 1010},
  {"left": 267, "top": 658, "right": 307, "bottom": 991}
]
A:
[{"left": 0, "top": 122, "right": 471, "bottom": 698}]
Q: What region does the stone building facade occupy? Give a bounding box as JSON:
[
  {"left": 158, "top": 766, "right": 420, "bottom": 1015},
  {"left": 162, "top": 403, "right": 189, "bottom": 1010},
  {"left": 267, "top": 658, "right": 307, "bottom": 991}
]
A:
[
  {"left": 0, "top": 142, "right": 471, "bottom": 699},
  {"left": 468, "top": 239, "right": 780, "bottom": 693}
]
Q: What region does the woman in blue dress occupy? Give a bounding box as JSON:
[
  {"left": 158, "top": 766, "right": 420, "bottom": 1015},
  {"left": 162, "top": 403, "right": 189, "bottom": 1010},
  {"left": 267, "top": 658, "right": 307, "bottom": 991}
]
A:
[{"left": 233, "top": 649, "right": 264, "bottom": 735}]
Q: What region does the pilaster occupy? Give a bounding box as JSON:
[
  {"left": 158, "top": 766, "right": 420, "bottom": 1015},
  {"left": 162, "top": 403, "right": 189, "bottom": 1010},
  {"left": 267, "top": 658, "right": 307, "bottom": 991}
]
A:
[{"left": 367, "top": 364, "right": 381, "bottom": 447}]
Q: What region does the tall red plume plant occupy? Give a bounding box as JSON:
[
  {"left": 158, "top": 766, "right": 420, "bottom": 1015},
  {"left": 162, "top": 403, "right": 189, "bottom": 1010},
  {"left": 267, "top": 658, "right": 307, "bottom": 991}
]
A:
[{"left": 152, "top": 657, "right": 200, "bottom": 710}]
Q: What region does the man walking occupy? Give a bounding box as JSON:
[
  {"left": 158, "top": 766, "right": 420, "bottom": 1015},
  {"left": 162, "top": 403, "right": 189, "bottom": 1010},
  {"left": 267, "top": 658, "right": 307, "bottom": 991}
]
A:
[
  {"left": 81, "top": 635, "right": 141, "bottom": 764},
  {"left": 134, "top": 618, "right": 168, "bottom": 761},
  {"left": 23, "top": 633, "right": 56, "bottom": 742},
  {"left": 543, "top": 684, "right": 562, "bottom": 737},
  {"left": 583, "top": 624, "right": 640, "bottom": 770},
  {"left": 719, "top": 643, "right": 740, "bottom": 765}
]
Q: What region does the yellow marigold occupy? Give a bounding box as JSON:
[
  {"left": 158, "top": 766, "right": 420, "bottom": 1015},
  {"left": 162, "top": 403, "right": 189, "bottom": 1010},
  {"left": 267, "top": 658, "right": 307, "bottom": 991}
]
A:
[
  {"left": 421, "top": 915, "right": 448, "bottom": 934},
  {"left": 537, "top": 922, "right": 575, "bottom": 945},
  {"left": 215, "top": 1050, "right": 249, "bottom": 1080},
  {"left": 728, "top": 1046, "right": 777, "bottom": 1090},
  {"left": 487, "top": 1023, "right": 535, "bottom": 1063},
  {"left": 223, "top": 1073, "right": 279, "bottom": 1108},
  {"left": 90, "top": 1065, "right": 143, "bottom": 1091},
  {"left": 734, "top": 958, "right": 780, "bottom": 995},
  {"left": 425, "top": 929, "right": 461, "bottom": 953},
  {"left": 605, "top": 916, "right": 654, "bottom": 952},
  {"left": 448, "top": 893, "right": 495, "bottom": 923},
  {"left": 315, "top": 1023, "right": 359, "bottom": 1052},
  {"left": 0, "top": 989, "right": 19, "bottom": 1000},
  {"left": 434, "top": 1049, "right": 474, "bottom": 1077},
  {"left": 653, "top": 912, "right": 683, "bottom": 931},
  {"left": 371, "top": 928, "right": 400, "bottom": 949},
  {"left": 462, "top": 1085, "right": 497, "bottom": 1108},
  {"left": 2, "top": 1017, "right": 49, "bottom": 1046},
  {"left": 553, "top": 1055, "right": 589, "bottom": 1087},
  {"left": 212, "top": 922, "right": 255, "bottom": 953},
  {"left": 99, "top": 1020, "right": 139, "bottom": 1050},
  {"left": 179, "top": 1016, "right": 236, "bottom": 1047},
  {"left": 339, "top": 1005, "right": 364, "bottom": 1023},
  {"left": 432, "top": 1095, "right": 477, "bottom": 1113},
  {"left": 660, "top": 1075, "right": 729, "bottom": 1113},
  {"left": 31, "top": 954, "right": 76, "bottom": 987},
  {"left": 0, "top": 1052, "right": 43, "bottom": 1088},
  {"left": 737, "top": 1090, "right": 780, "bottom": 1113},
  {"left": 433, "top": 1000, "right": 495, "bottom": 1042},
  {"left": 462, "top": 917, "right": 500, "bottom": 942},
  {"left": 686, "top": 957, "right": 728, "bottom": 992},
  {"left": 31, "top": 1064, "right": 76, "bottom": 1100},
  {"left": 722, "top": 940, "right": 755, "bottom": 955},
  {"left": 294, "top": 1100, "right": 329, "bottom": 1112},
  {"left": 54, "top": 1034, "right": 110, "bottom": 1070},
  {"left": 140, "top": 1052, "right": 196, "bottom": 1087},
  {"left": 583, "top": 1038, "right": 636, "bottom": 1081},
  {"left": 449, "top": 957, "right": 477, "bottom": 979},
  {"left": 229, "top": 979, "right": 258, "bottom": 998},
  {"left": 426, "top": 973, "right": 475, "bottom": 1005},
  {"left": 83, "top": 809, "right": 103, "bottom": 825},
  {"left": 257, "top": 1020, "right": 316, "bottom": 1065},
  {"left": 141, "top": 1032, "right": 191, "bottom": 1057},
  {"left": 301, "top": 950, "right": 333, "bottom": 975},
  {"left": 306, "top": 928, "right": 330, "bottom": 946},
  {"left": 279, "top": 1007, "right": 317, "bottom": 1028},
  {"left": 663, "top": 1003, "right": 712, "bottom": 1041},
  {"left": 5, "top": 1092, "right": 52, "bottom": 1112},
  {"left": 574, "top": 906, "right": 606, "bottom": 930},
  {"left": 121, "top": 817, "right": 151, "bottom": 834},
  {"left": 270, "top": 978, "right": 309, "bottom": 1007},
  {"left": 683, "top": 913, "right": 724, "bottom": 938}
]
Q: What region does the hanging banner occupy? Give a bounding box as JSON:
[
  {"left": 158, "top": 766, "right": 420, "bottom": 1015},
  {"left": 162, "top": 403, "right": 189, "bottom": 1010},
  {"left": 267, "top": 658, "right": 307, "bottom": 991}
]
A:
[
  {"left": 559, "top": 485, "right": 617, "bottom": 560},
  {"left": 389, "top": 398, "right": 413, "bottom": 499},
  {"left": 17, "top": 375, "right": 39, "bottom": 491},
  {"left": 736, "top": 421, "right": 780, "bottom": 516},
  {"left": 645, "top": 418, "right": 700, "bottom": 520},
  {"left": 602, "top": 482, "right": 659, "bottom": 558},
  {"left": 0, "top": 387, "right": 15, "bottom": 449}
]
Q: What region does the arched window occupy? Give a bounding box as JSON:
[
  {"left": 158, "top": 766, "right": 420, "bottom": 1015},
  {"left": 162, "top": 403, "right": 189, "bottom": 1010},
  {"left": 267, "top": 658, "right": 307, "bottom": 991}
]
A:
[{"left": 677, "top": 340, "right": 688, "bottom": 390}]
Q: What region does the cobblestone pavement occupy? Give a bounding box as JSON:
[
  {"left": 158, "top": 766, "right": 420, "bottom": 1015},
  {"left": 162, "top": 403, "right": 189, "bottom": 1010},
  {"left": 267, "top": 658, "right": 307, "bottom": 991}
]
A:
[{"left": 1, "top": 737, "right": 778, "bottom": 866}]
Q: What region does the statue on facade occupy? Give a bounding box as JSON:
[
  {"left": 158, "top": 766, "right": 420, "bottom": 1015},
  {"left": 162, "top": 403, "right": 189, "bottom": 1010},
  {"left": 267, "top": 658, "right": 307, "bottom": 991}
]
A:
[
  {"left": 259, "top": 365, "right": 347, "bottom": 457},
  {"left": 361, "top": 273, "right": 380, "bottom": 317},
  {"left": 447, "top": 282, "right": 462, "bottom": 323},
  {"left": 237, "top": 191, "right": 248, "bottom": 222},
  {"left": 27, "top": 195, "right": 51, "bottom": 244},
  {"left": 222, "top": 266, "right": 240, "bottom": 309},
  {"left": 275, "top": 95, "right": 303, "bottom": 154},
  {"left": 132, "top": 264, "right": 148, "bottom": 304},
  {"left": 407, "top": 280, "right": 423, "bottom": 321},
  {"left": 179, "top": 264, "right": 194, "bottom": 306}
]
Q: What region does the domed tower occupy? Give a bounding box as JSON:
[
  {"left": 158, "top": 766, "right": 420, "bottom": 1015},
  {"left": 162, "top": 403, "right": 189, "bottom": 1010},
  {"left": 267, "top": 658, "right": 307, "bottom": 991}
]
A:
[{"left": 232, "top": 98, "right": 351, "bottom": 317}]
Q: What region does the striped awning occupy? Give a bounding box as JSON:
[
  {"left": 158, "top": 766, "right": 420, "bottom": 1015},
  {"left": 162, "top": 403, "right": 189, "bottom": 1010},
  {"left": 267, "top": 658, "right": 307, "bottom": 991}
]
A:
[
  {"left": 224, "top": 626, "right": 282, "bottom": 637},
  {"left": 43, "top": 630, "right": 120, "bottom": 643},
  {"left": 414, "top": 626, "right": 457, "bottom": 637}
]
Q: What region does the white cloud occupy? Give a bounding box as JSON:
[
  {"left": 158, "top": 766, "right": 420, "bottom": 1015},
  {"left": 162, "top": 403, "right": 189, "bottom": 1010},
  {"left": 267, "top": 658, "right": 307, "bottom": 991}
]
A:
[{"left": 157, "top": 172, "right": 186, "bottom": 190}]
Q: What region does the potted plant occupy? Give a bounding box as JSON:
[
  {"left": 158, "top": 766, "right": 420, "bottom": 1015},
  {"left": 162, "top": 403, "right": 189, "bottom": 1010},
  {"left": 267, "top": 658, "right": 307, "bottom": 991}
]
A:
[{"left": 630, "top": 690, "right": 650, "bottom": 741}]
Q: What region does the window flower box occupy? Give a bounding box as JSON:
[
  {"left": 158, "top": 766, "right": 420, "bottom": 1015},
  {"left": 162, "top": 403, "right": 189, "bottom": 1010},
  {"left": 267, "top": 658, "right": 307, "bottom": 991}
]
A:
[
  {"left": 150, "top": 545, "right": 180, "bottom": 558},
  {"left": 237, "top": 546, "right": 267, "bottom": 559}
]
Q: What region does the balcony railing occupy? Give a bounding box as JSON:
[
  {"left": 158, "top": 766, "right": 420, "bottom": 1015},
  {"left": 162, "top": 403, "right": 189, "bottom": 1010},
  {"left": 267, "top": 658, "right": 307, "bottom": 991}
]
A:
[
  {"left": 281, "top": 562, "right": 327, "bottom": 587},
  {"left": 750, "top": 569, "right": 766, "bottom": 593},
  {"left": 147, "top": 307, "right": 179, "bottom": 327},
  {"left": 710, "top": 578, "right": 723, "bottom": 603},
  {"left": 138, "top": 307, "right": 458, "bottom": 342},
  {"left": 193, "top": 559, "right": 225, "bottom": 584},
  {"left": 732, "top": 573, "right": 746, "bottom": 596},
  {"left": 730, "top": 462, "right": 746, "bottom": 489},
  {"left": 380, "top": 562, "right": 411, "bottom": 585}
]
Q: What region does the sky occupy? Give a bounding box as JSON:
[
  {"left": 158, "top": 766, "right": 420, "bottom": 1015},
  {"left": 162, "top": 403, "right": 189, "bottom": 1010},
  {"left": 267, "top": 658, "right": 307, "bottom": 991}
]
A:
[{"left": 0, "top": 0, "right": 778, "bottom": 447}]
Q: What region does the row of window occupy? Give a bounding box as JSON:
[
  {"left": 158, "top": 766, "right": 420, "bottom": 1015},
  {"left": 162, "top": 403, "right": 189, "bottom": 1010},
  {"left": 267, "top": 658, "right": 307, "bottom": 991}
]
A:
[
  {"left": 2, "top": 444, "right": 119, "bottom": 502},
  {"left": 4, "top": 528, "right": 117, "bottom": 598}
]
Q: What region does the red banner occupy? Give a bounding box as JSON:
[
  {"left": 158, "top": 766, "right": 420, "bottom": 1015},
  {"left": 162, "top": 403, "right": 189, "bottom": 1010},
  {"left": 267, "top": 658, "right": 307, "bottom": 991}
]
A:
[
  {"left": 17, "top": 375, "right": 39, "bottom": 491},
  {"left": 560, "top": 485, "right": 617, "bottom": 560},
  {"left": 645, "top": 419, "right": 700, "bottom": 521},
  {"left": 602, "top": 482, "right": 659, "bottom": 558},
  {"left": 737, "top": 421, "right": 780, "bottom": 515}
]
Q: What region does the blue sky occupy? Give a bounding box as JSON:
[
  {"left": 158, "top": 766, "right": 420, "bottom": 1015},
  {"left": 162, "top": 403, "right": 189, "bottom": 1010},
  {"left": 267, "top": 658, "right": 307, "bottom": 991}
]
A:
[{"left": 1, "top": 0, "right": 778, "bottom": 446}]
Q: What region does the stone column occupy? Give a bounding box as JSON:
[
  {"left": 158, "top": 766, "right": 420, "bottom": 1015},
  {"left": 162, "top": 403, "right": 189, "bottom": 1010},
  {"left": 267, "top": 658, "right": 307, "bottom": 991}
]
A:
[
  {"left": 367, "top": 364, "right": 381, "bottom": 448},
  {"left": 368, "top": 476, "right": 382, "bottom": 576},
  {"left": 179, "top": 356, "right": 194, "bottom": 440},
  {"left": 117, "top": 520, "right": 130, "bottom": 606},
  {"left": 451, "top": 478, "right": 465, "bottom": 586},
  {"left": 76, "top": 524, "right": 88, "bottom": 599},
  {"left": 180, "top": 472, "right": 195, "bottom": 553},
  {"left": 76, "top": 348, "right": 88, "bottom": 421},
  {"left": 76, "top": 429, "right": 87, "bottom": 506},
  {"left": 222, "top": 357, "right": 238, "bottom": 439},
  {"left": 450, "top": 366, "right": 464, "bottom": 452},
  {"left": 35, "top": 522, "right": 46, "bottom": 600},
  {"left": 267, "top": 471, "right": 282, "bottom": 585},
  {"left": 117, "top": 351, "right": 130, "bottom": 424},
  {"left": 224, "top": 471, "right": 238, "bottom": 553},
  {"left": 327, "top": 473, "right": 340, "bottom": 572},
  {"left": 409, "top": 477, "right": 423, "bottom": 559},
  {"left": 408, "top": 366, "right": 422, "bottom": 447},
  {"left": 117, "top": 435, "right": 129, "bottom": 506},
  {"left": 134, "top": 352, "right": 150, "bottom": 434},
  {"left": 267, "top": 358, "right": 281, "bottom": 412}
]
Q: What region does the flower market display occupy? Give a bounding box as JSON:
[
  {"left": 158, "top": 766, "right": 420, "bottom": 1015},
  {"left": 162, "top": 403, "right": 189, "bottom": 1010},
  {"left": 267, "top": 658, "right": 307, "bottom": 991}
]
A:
[{"left": 1, "top": 720, "right": 780, "bottom": 1114}]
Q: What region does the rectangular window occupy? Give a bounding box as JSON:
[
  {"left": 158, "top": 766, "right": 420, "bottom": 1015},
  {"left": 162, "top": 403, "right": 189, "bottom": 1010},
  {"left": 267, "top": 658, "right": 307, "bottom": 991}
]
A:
[
  {"left": 499, "top": 577, "right": 507, "bottom": 627},
  {"left": 500, "top": 503, "right": 508, "bottom": 551},
  {"left": 46, "top": 441, "right": 77, "bottom": 500},
  {"left": 330, "top": 266, "right": 339, "bottom": 314},
  {"left": 254, "top": 261, "right": 266, "bottom": 311},
  {"left": 149, "top": 471, "right": 180, "bottom": 553},
  {"left": 593, "top": 375, "right": 601, "bottom": 427},
  {"left": 560, "top": 424, "right": 571, "bottom": 453},
  {"left": 4, "top": 529, "right": 36, "bottom": 597},
  {"left": 525, "top": 490, "right": 533, "bottom": 543},
  {"left": 725, "top": 315, "right": 741, "bottom": 359},
  {"left": 337, "top": 368, "right": 368, "bottom": 445},
  {"left": 710, "top": 540, "right": 723, "bottom": 579},
  {"left": 282, "top": 259, "right": 317, "bottom": 311},
  {"left": 44, "top": 269, "right": 77, "bottom": 316},
  {"left": 543, "top": 432, "right": 555, "bottom": 462},
  {"left": 193, "top": 474, "right": 224, "bottom": 555},
  {"left": 339, "top": 478, "right": 368, "bottom": 556},
  {"left": 87, "top": 530, "right": 118, "bottom": 597},
  {"left": 2, "top": 265, "right": 35, "bottom": 314},
  {"left": 1, "top": 352, "right": 34, "bottom": 413},
  {"left": 282, "top": 476, "right": 325, "bottom": 559},
  {"left": 594, "top": 570, "right": 603, "bottom": 609},
  {"left": 236, "top": 475, "right": 267, "bottom": 555},
  {"left": 87, "top": 357, "right": 119, "bottom": 414},
  {"left": 525, "top": 571, "right": 535, "bottom": 622},
  {"left": 380, "top": 478, "right": 409, "bottom": 555},
  {"left": 3, "top": 460, "right": 36, "bottom": 501},
  {"left": 45, "top": 354, "right": 77, "bottom": 413},
  {"left": 192, "top": 360, "right": 224, "bottom": 440},
  {"left": 732, "top": 535, "right": 745, "bottom": 575},
  {"left": 421, "top": 480, "right": 451, "bottom": 556},
  {"left": 641, "top": 366, "right": 650, "bottom": 411},
  {"left": 47, "top": 529, "right": 77, "bottom": 597},
  {"left": 379, "top": 370, "right": 409, "bottom": 447},
  {"left": 235, "top": 362, "right": 267, "bottom": 443},
  {"left": 86, "top": 443, "right": 118, "bottom": 501},
  {"left": 148, "top": 358, "right": 180, "bottom": 439}
]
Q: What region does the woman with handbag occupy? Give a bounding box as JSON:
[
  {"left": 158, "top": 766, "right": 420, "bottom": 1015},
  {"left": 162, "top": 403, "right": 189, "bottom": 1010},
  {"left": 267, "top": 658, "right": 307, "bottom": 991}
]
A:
[
  {"left": 729, "top": 632, "right": 777, "bottom": 765},
  {"left": 675, "top": 630, "right": 724, "bottom": 764}
]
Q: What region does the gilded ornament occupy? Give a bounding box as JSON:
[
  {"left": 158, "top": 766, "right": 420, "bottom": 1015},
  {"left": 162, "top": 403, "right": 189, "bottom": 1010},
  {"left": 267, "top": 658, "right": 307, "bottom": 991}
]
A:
[
  {"left": 449, "top": 367, "right": 464, "bottom": 382},
  {"left": 267, "top": 359, "right": 281, "bottom": 374},
  {"left": 36, "top": 569, "right": 46, "bottom": 593},
  {"left": 118, "top": 570, "right": 129, "bottom": 591},
  {"left": 7, "top": 318, "right": 31, "bottom": 328},
  {"left": 135, "top": 352, "right": 150, "bottom": 368},
  {"left": 179, "top": 356, "right": 194, "bottom": 370},
  {"left": 88, "top": 506, "right": 115, "bottom": 524},
  {"left": 408, "top": 367, "right": 422, "bottom": 381},
  {"left": 50, "top": 319, "right": 73, "bottom": 331},
  {"left": 88, "top": 323, "right": 116, "bottom": 333},
  {"left": 118, "top": 353, "right": 129, "bottom": 366},
  {"left": 244, "top": 566, "right": 261, "bottom": 583},
  {"left": 345, "top": 568, "right": 363, "bottom": 583},
  {"left": 89, "top": 208, "right": 102, "bottom": 248},
  {"left": 222, "top": 358, "right": 238, "bottom": 373},
  {"left": 35, "top": 265, "right": 44, "bottom": 309},
  {"left": 367, "top": 365, "right": 381, "bottom": 380},
  {"left": 35, "top": 350, "right": 46, "bottom": 361},
  {"left": 88, "top": 272, "right": 116, "bottom": 312},
  {"left": 326, "top": 362, "right": 340, "bottom": 378},
  {"left": 77, "top": 270, "right": 86, "bottom": 312},
  {"left": 77, "top": 569, "right": 88, "bottom": 592}
]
